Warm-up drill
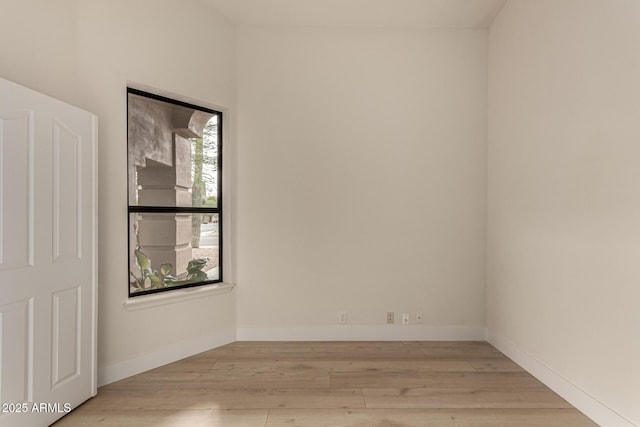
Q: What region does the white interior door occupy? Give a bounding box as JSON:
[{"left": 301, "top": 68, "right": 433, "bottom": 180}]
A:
[{"left": 0, "top": 78, "right": 97, "bottom": 427}]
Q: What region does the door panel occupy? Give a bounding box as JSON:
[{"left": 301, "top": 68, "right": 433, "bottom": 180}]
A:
[
  {"left": 0, "top": 298, "right": 34, "bottom": 404},
  {"left": 52, "top": 119, "right": 82, "bottom": 262},
  {"left": 0, "top": 77, "right": 97, "bottom": 427},
  {"left": 51, "top": 286, "right": 81, "bottom": 389},
  {"left": 0, "top": 110, "right": 34, "bottom": 270}
]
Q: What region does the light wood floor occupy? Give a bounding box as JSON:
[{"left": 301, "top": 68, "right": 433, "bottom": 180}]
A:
[{"left": 53, "top": 341, "right": 598, "bottom": 426}]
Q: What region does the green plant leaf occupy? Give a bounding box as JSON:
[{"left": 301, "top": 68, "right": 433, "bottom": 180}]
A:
[
  {"left": 186, "top": 258, "right": 208, "bottom": 274},
  {"left": 187, "top": 271, "right": 208, "bottom": 282},
  {"left": 187, "top": 258, "right": 207, "bottom": 268},
  {"left": 135, "top": 249, "right": 151, "bottom": 272},
  {"left": 160, "top": 263, "right": 171, "bottom": 277},
  {"left": 148, "top": 274, "right": 162, "bottom": 289}
]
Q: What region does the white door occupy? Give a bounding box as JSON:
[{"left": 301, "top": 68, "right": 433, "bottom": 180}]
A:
[{"left": 0, "top": 78, "right": 97, "bottom": 427}]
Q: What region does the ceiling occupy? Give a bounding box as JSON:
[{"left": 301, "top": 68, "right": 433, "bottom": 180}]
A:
[{"left": 204, "top": 0, "right": 507, "bottom": 29}]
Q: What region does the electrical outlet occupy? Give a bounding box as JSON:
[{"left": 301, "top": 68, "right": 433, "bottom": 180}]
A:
[
  {"left": 416, "top": 312, "right": 423, "bottom": 324},
  {"left": 386, "top": 312, "right": 395, "bottom": 324},
  {"left": 402, "top": 313, "right": 410, "bottom": 325},
  {"left": 339, "top": 311, "right": 348, "bottom": 324}
]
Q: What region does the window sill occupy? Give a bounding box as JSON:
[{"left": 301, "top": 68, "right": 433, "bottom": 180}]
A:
[{"left": 123, "top": 282, "right": 235, "bottom": 311}]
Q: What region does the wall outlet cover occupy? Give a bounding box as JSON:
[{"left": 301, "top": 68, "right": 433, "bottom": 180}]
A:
[
  {"left": 339, "top": 311, "right": 348, "bottom": 324},
  {"left": 386, "top": 312, "right": 395, "bottom": 324}
]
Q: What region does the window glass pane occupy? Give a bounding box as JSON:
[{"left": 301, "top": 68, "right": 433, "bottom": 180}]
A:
[
  {"left": 191, "top": 116, "right": 218, "bottom": 208},
  {"left": 128, "top": 92, "right": 219, "bottom": 207},
  {"left": 129, "top": 212, "right": 220, "bottom": 295}
]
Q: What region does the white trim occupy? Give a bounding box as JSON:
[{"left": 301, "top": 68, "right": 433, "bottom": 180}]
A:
[
  {"left": 97, "top": 327, "right": 235, "bottom": 387},
  {"left": 124, "top": 283, "right": 235, "bottom": 311},
  {"left": 237, "top": 325, "right": 487, "bottom": 341},
  {"left": 90, "top": 114, "right": 98, "bottom": 397},
  {"left": 487, "top": 330, "right": 637, "bottom": 427}
]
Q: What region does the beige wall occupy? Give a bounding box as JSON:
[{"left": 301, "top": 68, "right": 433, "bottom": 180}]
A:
[
  {"left": 74, "top": 0, "right": 237, "bottom": 373},
  {"left": 1, "top": 0, "right": 238, "bottom": 375},
  {"left": 487, "top": 0, "right": 640, "bottom": 425},
  {"left": 235, "top": 27, "right": 488, "bottom": 333},
  {"left": 0, "top": 0, "right": 78, "bottom": 104}
]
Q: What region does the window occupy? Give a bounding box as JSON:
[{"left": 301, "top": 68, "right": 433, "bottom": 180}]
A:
[{"left": 127, "top": 88, "right": 222, "bottom": 297}]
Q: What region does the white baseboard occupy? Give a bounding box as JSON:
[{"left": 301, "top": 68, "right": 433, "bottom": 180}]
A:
[
  {"left": 97, "top": 327, "right": 236, "bottom": 387},
  {"left": 487, "top": 329, "right": 637, "bottom": 427},
  {"left": 237, "top": 325, "right": 487, "bottom": 341}
]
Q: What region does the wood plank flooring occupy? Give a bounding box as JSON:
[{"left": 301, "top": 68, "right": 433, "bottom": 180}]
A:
[{"left": 53, "top": 341, "right": 598, "bottom": 427}]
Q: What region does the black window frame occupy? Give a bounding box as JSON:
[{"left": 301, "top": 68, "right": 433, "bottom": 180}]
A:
[{"left": 127, "top": 87, "right": 223, "bottom": 298}]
